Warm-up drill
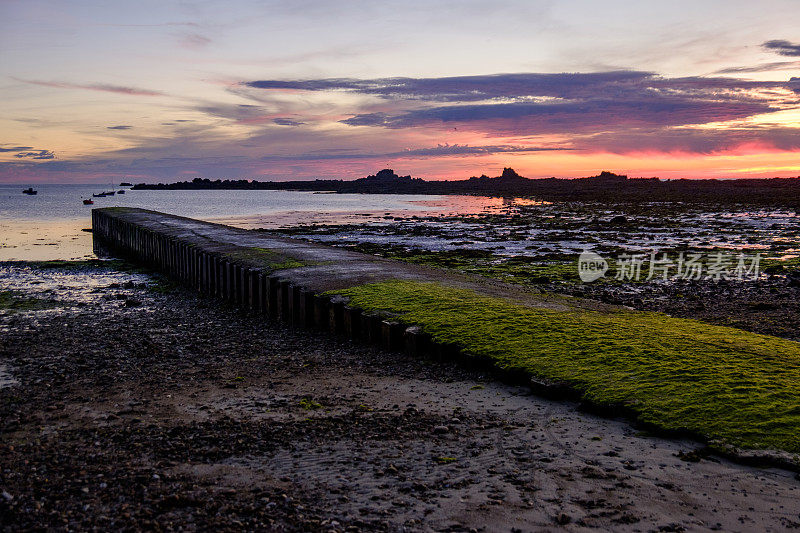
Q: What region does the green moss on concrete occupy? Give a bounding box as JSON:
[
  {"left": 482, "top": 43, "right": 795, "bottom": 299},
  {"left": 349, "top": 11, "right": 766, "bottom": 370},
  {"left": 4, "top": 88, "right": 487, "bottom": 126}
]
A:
[
  {"left": 390, "top": 249, "right": 580, "bottom": 284},
  {"left": 333, "top": 280, "right": 800, "bottom": 454},
  {"left": 341, "top": 244, "right": 641, "bottom": 286},
  {"left": 228, "top": 247, "right": 305, "bottom": 271}
]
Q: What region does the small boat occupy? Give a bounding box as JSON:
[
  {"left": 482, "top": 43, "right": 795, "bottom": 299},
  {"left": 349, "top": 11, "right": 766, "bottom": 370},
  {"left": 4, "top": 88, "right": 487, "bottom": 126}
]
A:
[
  {"left": 117, "top": 190, "right": 125, "bottom": 194},
  {"left": 22, "top": 187, "right": 37, "bottom": 195},
  {"left": 119, "top": 182, "right": 132, "bottom": 187},
  {"left": 83, "top": 199, "right": 94, "bottom": 205},
  {"left": 104, "top": 191, "right": 116, "bottom": 196},
  {"left": 92, "top": 193, "right": 106, "bottom": 197}
]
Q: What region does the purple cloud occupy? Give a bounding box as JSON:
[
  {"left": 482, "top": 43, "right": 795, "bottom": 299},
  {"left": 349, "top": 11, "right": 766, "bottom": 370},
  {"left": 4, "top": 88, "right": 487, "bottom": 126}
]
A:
[
  {"left": 272, "top": 118, "right": 305, "bottom": 126},
  {"left": 245, "top": 71, "right": 656, "bottom": 102},
  {"left": 245, "top": 72, "right": 795, "bottom": 138},
  {"left": 258, "top": 143, "right": 571, "bottom": 162},
  {"left": 14, "top": 150, "right": 55, "bottom": 160},
  {"left": 340, "top": 97, "right": 775, "bottom": 134},
  {"left": 763, "top": 40, "right": 800, "bottom": 57},
  {"left": 244, "top": 72, "right": 793, "bottom": 102},
  {"left": 0, "top": 145, "right": 33, "bottom": 152}
]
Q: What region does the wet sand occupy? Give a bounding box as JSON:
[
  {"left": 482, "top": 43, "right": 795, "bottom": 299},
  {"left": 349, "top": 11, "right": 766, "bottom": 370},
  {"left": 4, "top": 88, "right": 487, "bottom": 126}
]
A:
[{"left": 1, "top": 262, "right": 799, "bottom": 531}]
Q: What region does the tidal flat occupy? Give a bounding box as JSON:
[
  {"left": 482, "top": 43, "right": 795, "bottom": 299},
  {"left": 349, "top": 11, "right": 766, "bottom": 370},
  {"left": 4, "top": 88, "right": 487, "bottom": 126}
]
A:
[
  {"left": 273, "top": 201, "right": 800, "bottom": 340},
  {"left": 2, "top": 260, "right": 800, "bottom": 531}
]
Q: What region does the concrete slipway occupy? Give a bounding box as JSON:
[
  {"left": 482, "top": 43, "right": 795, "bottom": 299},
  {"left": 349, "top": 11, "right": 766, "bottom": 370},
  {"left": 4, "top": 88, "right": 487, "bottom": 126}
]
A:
[
  {"left": 91, "top": 207, "right": 800, "bottom": 472},
  {"left": 91, "top": 207, "right": 582, "bottom": 375}
]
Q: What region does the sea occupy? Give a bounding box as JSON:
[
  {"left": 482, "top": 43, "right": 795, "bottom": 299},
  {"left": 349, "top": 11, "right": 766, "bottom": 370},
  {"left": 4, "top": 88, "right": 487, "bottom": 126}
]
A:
[{"left": 0, "top": 184, "right": 506, "bottom": 261}]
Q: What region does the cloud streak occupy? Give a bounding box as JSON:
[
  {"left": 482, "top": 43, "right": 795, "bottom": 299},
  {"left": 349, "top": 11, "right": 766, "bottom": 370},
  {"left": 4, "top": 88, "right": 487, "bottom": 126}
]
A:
[
  {"left": 272, "top": 118, "right": 305, "bottom": 126},
  {"left": 177, "top": 32, "right": 212, "bottom": 49},
  {"left": 579, "top": 127, "right": 800, "bottom": 155},
  {"left": 14, "top": 150, "right": 55, "bottom": 160},
  {"left": 0, "top": 146, "right": 33, "bottom": 153},
  {"left": 259, "top": 143, "right": 571, "bottom": 162},
  {"left": 15, "top": 78, "right": 164, "bottom": 96},
  {"left": 715, "top": 61, "right": 800, "bottom": 74}
]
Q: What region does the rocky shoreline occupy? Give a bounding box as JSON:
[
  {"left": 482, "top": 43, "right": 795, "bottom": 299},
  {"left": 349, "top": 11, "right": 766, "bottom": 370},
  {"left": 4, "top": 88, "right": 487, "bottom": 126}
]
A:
[{"left": 2, "top": 261, "right": 800, "bottom": 531}]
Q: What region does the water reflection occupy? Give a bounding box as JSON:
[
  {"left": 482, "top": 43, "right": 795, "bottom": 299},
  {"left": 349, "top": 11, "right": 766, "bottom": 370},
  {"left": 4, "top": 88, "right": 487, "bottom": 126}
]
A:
[{"left": 0, "top": 185, "right": 509, "bottom": 260}]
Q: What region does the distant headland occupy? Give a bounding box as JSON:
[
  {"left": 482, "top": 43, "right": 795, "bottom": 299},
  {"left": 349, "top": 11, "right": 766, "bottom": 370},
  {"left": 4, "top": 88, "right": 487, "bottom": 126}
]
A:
[{"left": 132, "top": 168, "right": 800, "bottom": 206}]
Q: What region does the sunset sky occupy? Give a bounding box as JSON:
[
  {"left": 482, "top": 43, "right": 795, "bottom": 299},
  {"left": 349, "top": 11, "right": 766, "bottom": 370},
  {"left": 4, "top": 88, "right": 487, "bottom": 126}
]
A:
[{"left": 2, "top": 0, "right": 800, "bottom": 183}]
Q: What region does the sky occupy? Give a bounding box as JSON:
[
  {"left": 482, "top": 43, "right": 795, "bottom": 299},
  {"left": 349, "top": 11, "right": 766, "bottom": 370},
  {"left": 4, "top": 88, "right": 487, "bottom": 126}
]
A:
[{"left": 2, "top": 0, "right": 800, "bottom": 183}]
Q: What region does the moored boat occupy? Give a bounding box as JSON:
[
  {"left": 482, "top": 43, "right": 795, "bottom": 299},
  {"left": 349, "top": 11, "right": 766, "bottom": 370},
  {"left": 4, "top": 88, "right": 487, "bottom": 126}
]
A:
[{"left": 22, "top": 187, "right": 37, "bottom": 195}]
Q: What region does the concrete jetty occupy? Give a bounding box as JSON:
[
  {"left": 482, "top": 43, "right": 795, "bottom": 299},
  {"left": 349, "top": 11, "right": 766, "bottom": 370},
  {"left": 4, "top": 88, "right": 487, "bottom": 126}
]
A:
[{"left": 91, "top": 208, "right": 568, "bottom": 369}]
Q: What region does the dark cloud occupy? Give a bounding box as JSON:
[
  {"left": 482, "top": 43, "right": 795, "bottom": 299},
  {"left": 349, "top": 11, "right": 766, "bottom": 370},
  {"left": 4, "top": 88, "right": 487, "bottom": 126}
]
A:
[
  {"left": 341, "top": 97, "right": 774, "bottom": 134},
  {"left": 763, "top": 40, "right": 800, "bottom": 57},
  {"left": 245, "top": 71, "right": 656, "bottom": 102},
  {"left": 107, "top": 125, "right": 133, "bottom": 130},
  {"left": 246, "top": 72, "right": 795, "bottom": 137},
  {"left": 272, "top": 118, "right": 305, "bottom": 126},
  {"left": 15, "top": 78, "right": 164, "bottom": 96},
  {"left": 0, "top": 145, "right": 33, "bottom": 152},
  {"left": 244, "top": 71, "right": 792, "bottom": 102},
  {"left": 14, "top": 150, "right": 55, "bottom": 160}
]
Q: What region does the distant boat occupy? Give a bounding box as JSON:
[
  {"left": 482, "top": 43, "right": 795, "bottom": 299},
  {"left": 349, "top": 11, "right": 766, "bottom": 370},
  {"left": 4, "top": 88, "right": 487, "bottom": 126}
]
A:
[
  {"left": 104, "top": 191, "right": 116, "bottom": 196},
  {"left": 22, "top": 187, "right": 37, "bottom": 195},
  {"left": 83, "top": 199, "right": 94, "bottom": 205},
  {"left": 117, "top": 190, "right": 125, "bottom": 194},
  {"left": 119, "top": 182, "right": 132, "bottom": 186},
  {"left": 92, "top": 193, "right": 106, "bottom": 197}
]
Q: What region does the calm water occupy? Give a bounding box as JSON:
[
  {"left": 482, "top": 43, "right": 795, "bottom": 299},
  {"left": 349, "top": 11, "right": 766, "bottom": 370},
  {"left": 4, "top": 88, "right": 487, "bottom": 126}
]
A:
[{"left": 0, "top": 184, "right": 505, "bottom": 261}]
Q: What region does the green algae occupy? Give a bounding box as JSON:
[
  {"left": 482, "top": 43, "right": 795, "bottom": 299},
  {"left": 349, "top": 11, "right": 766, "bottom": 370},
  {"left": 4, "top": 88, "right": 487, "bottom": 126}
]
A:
[
  {"left": 228, "top": 247, "right": 305, "bottom": 271},
  {"left": 299, "top": 398, "right": 323, "bottom": 411},
  {"left": 332, "top": 280, "right": 800, "bottom": 454},
  {"left": 762, "top": 256, "right": 800, "bottom": 275},
  {"left": 0, "top": 290, "right": 59, "bottom": 312}
]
